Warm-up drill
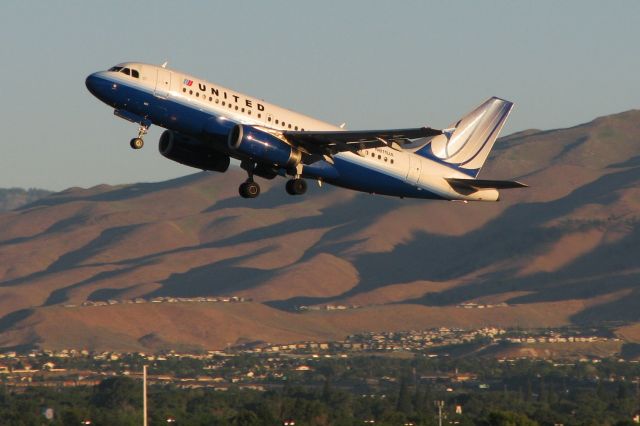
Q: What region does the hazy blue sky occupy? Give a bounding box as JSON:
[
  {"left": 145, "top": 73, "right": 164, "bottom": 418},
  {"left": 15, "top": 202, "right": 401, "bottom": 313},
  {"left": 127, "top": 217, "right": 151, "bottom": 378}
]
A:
[{"left": 1, "top": 1, "right": 639, "bottom": 190}]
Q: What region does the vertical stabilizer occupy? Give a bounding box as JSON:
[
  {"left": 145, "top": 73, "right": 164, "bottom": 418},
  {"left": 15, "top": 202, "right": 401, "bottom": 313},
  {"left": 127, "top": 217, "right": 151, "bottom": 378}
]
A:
[{"left": 416, "top": 97, "right": 513, "bottom": 177}]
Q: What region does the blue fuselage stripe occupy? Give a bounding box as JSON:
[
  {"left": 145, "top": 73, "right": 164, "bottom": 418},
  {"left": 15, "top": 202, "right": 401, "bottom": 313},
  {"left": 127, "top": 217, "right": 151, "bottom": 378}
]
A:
[{"left": 90, "top": 75, "right": 443, "bottom": 200}]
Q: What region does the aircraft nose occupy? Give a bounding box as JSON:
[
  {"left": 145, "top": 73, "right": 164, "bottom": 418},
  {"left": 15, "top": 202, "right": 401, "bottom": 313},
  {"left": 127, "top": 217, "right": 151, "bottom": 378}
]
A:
[{"left": 85, "top": 72, "right": 102, "bottom": 96}]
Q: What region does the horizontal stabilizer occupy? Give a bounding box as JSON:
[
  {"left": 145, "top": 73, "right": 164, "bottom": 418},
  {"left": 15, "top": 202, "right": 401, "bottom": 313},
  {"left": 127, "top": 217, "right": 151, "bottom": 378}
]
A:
[{"left": 446, "top": 178, "right": 528, "bottom": 190}]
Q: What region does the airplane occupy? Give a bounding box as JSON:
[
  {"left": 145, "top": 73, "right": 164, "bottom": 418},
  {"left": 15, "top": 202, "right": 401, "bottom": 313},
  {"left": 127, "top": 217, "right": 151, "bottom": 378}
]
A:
[{"left": 85, "top": 62, "right": 526, "bottom": 200}]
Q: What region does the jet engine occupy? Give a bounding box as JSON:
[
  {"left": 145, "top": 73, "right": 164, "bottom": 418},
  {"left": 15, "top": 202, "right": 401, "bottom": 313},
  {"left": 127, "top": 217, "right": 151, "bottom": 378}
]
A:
[
  {"left": 159, "top": 130, "right": 230, "bottom": 172},
  {"left": 227, "top": 124, "right": 302, "bottom": 169}
]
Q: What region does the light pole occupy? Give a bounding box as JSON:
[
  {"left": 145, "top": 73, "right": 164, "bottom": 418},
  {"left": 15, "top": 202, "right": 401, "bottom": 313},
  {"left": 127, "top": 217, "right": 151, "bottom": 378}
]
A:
[
  {"left": 435, "top": 400, "right": 444, "bottom": 426},
  {"left": 143, "top": 365, "right": 148, "bottom": 426}
]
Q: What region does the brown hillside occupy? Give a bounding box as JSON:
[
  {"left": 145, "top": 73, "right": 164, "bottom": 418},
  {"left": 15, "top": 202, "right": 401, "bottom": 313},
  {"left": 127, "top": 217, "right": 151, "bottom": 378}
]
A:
[{"left": 1, "top": 110, "right": 640, "bottom": 351}]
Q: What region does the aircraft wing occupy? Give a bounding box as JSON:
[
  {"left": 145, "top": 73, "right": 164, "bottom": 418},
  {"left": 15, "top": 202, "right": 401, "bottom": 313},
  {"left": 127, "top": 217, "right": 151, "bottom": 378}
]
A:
[{"left": 282, "top": 127, "right": 442, "bottom": 157}]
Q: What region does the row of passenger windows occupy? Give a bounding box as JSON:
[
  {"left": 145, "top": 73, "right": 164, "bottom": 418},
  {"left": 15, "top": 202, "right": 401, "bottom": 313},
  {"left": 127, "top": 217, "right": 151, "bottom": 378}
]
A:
[
  {"left": 108, "top": 66, "right": 140, "bottom": 78},
  {"left": 370, "top": 151, "right": 394, "bottom": 164},
  {"left": 182, "top": 87, "right": 304, "bottom": 131}
]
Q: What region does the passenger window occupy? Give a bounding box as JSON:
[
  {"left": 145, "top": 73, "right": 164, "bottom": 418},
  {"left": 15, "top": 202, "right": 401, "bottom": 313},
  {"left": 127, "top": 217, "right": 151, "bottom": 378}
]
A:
[
  {"left": 189, "top": 90, "right": 193, "bottom": 95},
  {"left": 196, "top": 92, "right": 199, "bottom": 97},
  {"left": 295, "top": 126, "right": 298, "bottom": 130},
  {"left": 288, "top": 124, "right": 292, "bottom": 129},
  {"left": 216, "top": 99, "right": 219, "bottom": 104},
  {"left": 222, "top": 101, "right": 225, "bottom": 105},
  {"left": 183, "top": 88, "right": 186, "bottom": 93},
  {"left": 131, "top": 70, "right": 139, "bottom": 78},
  {"left": 248, "top": 110, "right": 251, "bottom": 115},
  {"left": 275, "top": 119, "right": 279, "bottom": 124},
  {"left": 391, "top": 159, "right": 394, "bottom": 164},
  {"left": 209, "top": 96, "right": 212, "bottom": 101},
  {"left": 267, "top": 116, "right": 271, "bottom": 122}
]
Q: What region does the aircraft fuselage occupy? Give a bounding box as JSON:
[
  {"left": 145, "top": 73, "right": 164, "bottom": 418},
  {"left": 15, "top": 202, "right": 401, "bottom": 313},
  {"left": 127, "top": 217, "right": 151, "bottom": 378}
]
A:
[{"left": 86, "top": 62, "right": 516, "bottom": 201}]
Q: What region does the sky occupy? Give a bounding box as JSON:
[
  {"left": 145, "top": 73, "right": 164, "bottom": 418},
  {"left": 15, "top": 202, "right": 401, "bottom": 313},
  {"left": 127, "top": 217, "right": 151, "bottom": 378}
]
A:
[{"left": 1, "top": 1, "right": 639, "bottom": 190}]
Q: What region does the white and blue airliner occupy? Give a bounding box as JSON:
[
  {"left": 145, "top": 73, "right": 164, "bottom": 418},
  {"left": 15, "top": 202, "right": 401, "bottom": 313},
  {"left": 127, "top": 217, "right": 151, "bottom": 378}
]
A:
[{"left": 86, "top": 62, "right": 526, "bottom": 200}]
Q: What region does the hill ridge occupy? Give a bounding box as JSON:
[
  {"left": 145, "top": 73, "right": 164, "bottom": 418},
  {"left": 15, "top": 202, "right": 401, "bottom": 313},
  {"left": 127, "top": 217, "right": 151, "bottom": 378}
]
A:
[{"left": 1, "top": 109, "right": 640, "bottom": 351}]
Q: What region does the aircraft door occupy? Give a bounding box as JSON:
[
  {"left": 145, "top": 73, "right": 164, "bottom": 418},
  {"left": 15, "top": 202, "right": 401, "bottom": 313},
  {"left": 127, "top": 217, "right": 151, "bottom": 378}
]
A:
[
  {"left": 407, "top": 154, "right": 422, "bottom": 185},
  {"left": 155, "top": 68, "right": 171, "bottom": 99}
]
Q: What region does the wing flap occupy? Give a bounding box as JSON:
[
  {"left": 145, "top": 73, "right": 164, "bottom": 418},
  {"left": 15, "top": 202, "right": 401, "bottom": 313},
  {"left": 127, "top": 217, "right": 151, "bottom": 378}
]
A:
[
  {"left": 446, "top": 178, "right": 528, "bottom": 190},
  {"left": 283, "top": 127, "right": 441, "bottom": 156}
]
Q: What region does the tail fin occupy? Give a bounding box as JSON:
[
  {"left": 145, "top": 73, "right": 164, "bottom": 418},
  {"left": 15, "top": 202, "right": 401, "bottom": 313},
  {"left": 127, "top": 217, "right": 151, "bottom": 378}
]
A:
[{"left": 416, "top": 97, "right": 513, "bottom": 177}]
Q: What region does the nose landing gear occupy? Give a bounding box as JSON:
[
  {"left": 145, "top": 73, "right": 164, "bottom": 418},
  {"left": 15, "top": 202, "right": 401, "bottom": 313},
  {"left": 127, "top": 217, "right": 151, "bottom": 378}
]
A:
[
  {"left": 130, "top": 124, "right": 148, "bottom": 150},
  {"left": 130, "top": 138, "right": 144, "bottom": 149}
]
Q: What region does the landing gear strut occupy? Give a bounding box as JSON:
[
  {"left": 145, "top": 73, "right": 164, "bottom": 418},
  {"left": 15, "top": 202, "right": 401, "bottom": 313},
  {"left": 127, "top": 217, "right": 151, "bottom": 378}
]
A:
[
  {"left": 286, "top": 178, "right": 307, "bottom": 195},
  {"left": 239, "top": 161, "right": 261, "bottom": 199},
  {"left": 130, "top": 124, "right": 148, "bottom": 150}
]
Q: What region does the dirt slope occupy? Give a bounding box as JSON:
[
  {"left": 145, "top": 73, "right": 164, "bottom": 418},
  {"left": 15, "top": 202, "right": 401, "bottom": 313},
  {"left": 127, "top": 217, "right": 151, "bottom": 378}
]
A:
[{"left": 1, "top": 110, "right": 640, "bottom": 351}]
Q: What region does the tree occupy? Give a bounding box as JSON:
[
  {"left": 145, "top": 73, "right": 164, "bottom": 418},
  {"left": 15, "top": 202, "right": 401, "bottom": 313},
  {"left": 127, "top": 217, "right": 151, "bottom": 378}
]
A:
[
  {"left": 91, "top": 377, "right": 141, "bottom": 412},
  {"left": 230, "top": 409, "right": 260, "bottom": 425},
  {"left": 396, "top": 377, "right": 412, "bottom": 415},
  {"left": 480, "top": 410, "right": 539, "bottom": 426},
  {"left": 322, "top": 377, "right": 332, "bottom": 403}
]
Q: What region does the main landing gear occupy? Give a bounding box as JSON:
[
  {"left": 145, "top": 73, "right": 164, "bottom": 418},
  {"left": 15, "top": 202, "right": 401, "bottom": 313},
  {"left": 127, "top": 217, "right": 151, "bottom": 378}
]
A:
[
  {"left": 237, "top": 161, "right": 307, "bottom": 199},
  {"left": 286, "top": 163, "right": 307, "bottom": 196},
  {"left": 129, "top": 124, "right": 148, "bottom": 150},
  {"left": 285, "top": 178, "right": 307, "bottom": 195},
  {"left": 239, "top": 179, "right": 260, "bottom": 198},
  {"left": 239, "top": 161, "right": 261, "bottom": 199}
]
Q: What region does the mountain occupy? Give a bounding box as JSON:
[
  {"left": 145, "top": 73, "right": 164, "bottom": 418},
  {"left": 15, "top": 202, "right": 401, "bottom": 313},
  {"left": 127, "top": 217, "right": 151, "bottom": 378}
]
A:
[
  {"left": 0, "top": 188, "right": 51, "bottom": 212},
  {"left": 1, "top": 110, "right": 640, "bottom": 352}
]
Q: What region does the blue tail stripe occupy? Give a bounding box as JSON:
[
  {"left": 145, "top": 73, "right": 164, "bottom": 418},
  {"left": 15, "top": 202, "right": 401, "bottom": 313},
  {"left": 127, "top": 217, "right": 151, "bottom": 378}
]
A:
[
  {"left": 414, "top": 144, "right": 479, "bottom": 177},
  {"left": 459, "top": 103, "right": 510, "bottom": 167}
]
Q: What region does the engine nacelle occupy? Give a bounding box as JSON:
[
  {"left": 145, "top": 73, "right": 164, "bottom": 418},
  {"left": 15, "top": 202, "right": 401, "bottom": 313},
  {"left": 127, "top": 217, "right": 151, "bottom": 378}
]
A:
[
  {"left": 228, "top": 124, "right": 302, "bottom": 169},
  {"left": 159, "top": 131, "right": 230, "bottom": 173}
]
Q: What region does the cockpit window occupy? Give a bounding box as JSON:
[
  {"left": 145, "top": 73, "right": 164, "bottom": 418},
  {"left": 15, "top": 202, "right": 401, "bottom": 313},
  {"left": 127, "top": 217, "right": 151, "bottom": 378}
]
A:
[{"left": 108, "top": 66, "right": 139, "bottom": 78}]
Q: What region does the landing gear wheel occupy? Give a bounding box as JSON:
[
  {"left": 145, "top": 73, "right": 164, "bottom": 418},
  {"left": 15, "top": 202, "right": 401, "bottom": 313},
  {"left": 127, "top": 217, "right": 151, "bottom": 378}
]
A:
[
  {"left": 286, "top": 178, "right": 307, "bottom": 195},
  {"left": 130, "top": 138, "right": 144, "bottom": 149},
  {"left": 130, "top": 124, "right": 149, "bottom": 150},
  {"left": 239, "top": 180, "right": 260, "bottom": 198}
]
